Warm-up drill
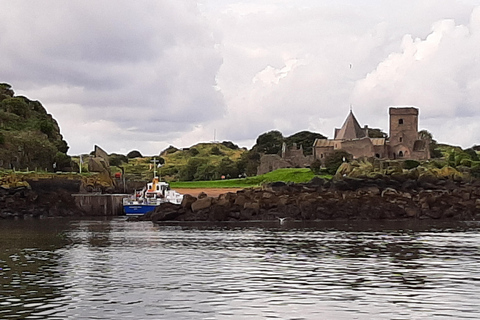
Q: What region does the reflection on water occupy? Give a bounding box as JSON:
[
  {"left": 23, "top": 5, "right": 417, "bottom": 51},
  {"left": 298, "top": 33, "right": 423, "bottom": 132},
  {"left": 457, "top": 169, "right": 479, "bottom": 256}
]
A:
[{"left": 1, "top": 218, "right": 479, "bottom": 319}]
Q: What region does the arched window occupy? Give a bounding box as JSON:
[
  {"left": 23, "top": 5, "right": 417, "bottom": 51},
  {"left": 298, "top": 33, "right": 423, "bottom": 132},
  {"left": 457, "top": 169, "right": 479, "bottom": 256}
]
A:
[
  {"left": 398, "top": 119, "right": 404, "bottom": 124},
  {"left": 375, "top": 153, "right": 380, "bottom": 158},
  {"left": 398, "top": 151, "right": 404, "bottom": 158},
  {"left": 399, "top": 137, "right": 403, "bottom": 142}
]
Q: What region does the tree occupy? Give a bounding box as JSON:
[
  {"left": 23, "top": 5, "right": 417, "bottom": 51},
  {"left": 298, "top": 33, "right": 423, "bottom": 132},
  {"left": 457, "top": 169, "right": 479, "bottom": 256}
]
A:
[
  {"left": 1, "top": 97, "right": 29, "bottom": 118},
  {"left": 179, "top": 157, "right": 208, "bottom": 181},
  {"left": 419, "top": 129, "right": 442, "bottom": 158},
  {"left": 284, "top": 131, "right": 326, "bottom": 155},
  {"left": 127, "top": 150, "right": 143, "bottom": 158},
  {"left": 367, "top": 128, "right": 388, "bottom": 139},
  {"left": 256, "top": 130, "right": 284, "bottom": 154},
  {"left": 216, "top": 157, "right": 238, "bottom": 178},
  {"left": 109, "top": 153, "right": 128, "bottom": 167},
  {"left": 464, "top": 148, "right": 479, "bottom": 161},
  {"left": 324, "top": 150, "right": 352, "bottom": 174}
]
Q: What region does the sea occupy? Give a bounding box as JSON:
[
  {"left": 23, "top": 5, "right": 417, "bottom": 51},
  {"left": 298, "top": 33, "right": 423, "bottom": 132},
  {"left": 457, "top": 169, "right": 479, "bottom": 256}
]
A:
[{"left": 0, "top": 217, "right": 479, "bottom": 319}]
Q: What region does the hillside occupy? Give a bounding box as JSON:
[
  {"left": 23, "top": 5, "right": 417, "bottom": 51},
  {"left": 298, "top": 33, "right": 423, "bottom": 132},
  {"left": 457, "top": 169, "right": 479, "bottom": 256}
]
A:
[
  {"left": 0, "top": 83, "right": 70, "bottom": 171},
  {"left": 108, "top": 142, "right": 248, "bottom": 183}
]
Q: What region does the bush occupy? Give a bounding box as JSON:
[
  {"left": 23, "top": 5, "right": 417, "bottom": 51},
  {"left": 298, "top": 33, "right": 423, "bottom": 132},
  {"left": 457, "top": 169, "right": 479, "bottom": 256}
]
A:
[
  {"left": 210, "top": 146, "right": 223, "bottom": 156},
  {"left": 324, "top": 150, "right": 351, "bottom": 175},
  {"left": 310, "top": 159, "right": 322, "bottom": 175},
  {"left": 109, "top": 154, "right": 128, "bottom": 167},
  {"left": 460, "top": 159, "right": 472, "bottom": 167},
  {"left": 404, "top": 160, "right": 420, "bottom": 170},
  {"left": 188, "top": 147, "right": 199, "bottom": 156},
  {"left": 162, "top": 145, "right": 179, "bottom": 155},
  {"left": 221, "top": 141, "right": 239, "bottom": 150},
  {"left": 127, "top": 150, "right": 143, "bottom": 158}
]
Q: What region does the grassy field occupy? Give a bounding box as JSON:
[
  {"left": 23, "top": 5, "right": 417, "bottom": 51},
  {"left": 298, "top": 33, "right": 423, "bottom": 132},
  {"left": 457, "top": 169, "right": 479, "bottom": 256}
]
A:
[{"left": 169, "top": 168, "right": 331, "bottom": 189}]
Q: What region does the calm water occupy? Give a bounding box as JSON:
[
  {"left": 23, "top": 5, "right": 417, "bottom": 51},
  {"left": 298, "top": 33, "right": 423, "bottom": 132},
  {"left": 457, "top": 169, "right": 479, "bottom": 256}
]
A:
[{"left": 0, "top": 218, "right": 479, "bottom": 320}]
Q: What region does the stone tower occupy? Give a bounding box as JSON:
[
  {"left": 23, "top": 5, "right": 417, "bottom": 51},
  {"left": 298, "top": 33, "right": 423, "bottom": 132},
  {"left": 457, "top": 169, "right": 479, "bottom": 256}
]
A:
[{"left": 389, "top": 107, "right": 419, "bottom": 159}]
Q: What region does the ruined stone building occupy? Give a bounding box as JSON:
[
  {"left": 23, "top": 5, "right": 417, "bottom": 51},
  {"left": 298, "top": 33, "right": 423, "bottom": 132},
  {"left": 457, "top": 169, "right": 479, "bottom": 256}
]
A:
[
  {"left": 257, "top": 143, "right": 313, "bottom": 175},
  {"left": 313, "top": 107, "right": 430, "bottom": 163}
]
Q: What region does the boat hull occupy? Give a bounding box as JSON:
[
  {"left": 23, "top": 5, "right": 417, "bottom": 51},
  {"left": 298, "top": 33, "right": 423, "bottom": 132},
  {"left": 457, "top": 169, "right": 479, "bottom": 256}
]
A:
[{"left": 123, "top": 204, "right": 158, "bottom": 215}]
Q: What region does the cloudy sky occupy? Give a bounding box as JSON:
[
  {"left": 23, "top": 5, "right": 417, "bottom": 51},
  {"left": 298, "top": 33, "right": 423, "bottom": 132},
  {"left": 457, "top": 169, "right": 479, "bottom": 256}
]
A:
[{"left": 1, "top": 0, "right": 480, "bottom": 155}]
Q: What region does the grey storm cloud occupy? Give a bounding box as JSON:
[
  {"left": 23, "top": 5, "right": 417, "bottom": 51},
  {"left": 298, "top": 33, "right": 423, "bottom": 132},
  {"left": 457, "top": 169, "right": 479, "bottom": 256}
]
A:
[
  {"left": 0, "top": 0, "right": 224, "bottom": 149},
  {"left": 1, "top": 0, "right": 480, "bottom": 154}
]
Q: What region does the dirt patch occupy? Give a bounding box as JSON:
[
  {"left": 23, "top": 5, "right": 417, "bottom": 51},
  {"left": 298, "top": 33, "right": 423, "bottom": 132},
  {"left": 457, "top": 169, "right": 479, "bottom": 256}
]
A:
[{"left": 173, "top": 188, "right": 243, "bottom": 198}]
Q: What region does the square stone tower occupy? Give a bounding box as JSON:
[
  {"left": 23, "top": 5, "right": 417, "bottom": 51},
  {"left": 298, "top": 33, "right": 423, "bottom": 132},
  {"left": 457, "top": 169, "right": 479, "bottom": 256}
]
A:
[
  {"left": 389, "top": 107, "right": 419, "bottom": 158},
  {"left": 389, "top": 107, "right": 418, "bottom": 143}
]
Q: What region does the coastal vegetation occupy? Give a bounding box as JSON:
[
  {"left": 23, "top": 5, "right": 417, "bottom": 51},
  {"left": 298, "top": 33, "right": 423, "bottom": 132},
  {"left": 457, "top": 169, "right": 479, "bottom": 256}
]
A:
[{"left": 0, "top": 83, "right": 71, "bottom": 172}]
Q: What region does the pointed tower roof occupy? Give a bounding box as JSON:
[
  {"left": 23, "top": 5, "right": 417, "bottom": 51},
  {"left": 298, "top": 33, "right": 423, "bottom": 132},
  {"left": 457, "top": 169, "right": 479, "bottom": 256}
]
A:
[{"left": 334, "top": 110, "right": 366, "bottom": 140}]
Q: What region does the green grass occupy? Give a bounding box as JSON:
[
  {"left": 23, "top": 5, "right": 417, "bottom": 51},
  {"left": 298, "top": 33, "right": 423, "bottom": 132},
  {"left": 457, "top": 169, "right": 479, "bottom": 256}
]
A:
[{"left": 170, "top": 168, "right": 331, "bottom": 189}]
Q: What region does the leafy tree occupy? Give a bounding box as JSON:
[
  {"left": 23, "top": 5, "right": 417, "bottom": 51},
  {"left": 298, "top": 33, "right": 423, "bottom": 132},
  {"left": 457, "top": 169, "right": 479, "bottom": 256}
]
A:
[
  {"left": 324, "top": 150, "right": 352, "bottom": 175},
  {"left": 367, "top": 128, "right": 388, "bottom": 138},
  {"left": 54, "top": 152, "right": 72, "bottom": 171},
  {"left": 179, "top": 157, "right": 208, "bottom": 181},
  {"left": 216, "top": 157, "right": 238, "bottom": 179},
  {"left": 419, "top": 129, "right": 442, "bottom": 158},
  {"left": 1, "top": 98, "right": 29, "bottom": 118},
  {"left": 256, "top": 130, "right": 284, "bottom": 154},
  {"left": 127, "top": 150, "right": 143, "bottom": 158},
  {"left": 284, "top": 131, "right": 326, "bottom": 155},
  {"left": 194, "top": 163, "right": 217, "bottom": 181},
  {"left": 464, "top": 148, "right": 479, "bottom": 161},
  {"left": 39, "top": 120, "right": 54, "bottom": 136},
  {"left": 0, "top": 83, "right": 14, "bottom": 99},
  {"left": 109, "top": 153, "right": 129, "bottom": 167}
]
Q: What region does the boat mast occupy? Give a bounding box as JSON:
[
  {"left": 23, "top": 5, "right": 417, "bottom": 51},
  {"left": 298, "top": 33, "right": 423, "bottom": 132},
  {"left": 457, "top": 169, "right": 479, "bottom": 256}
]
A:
[{"left": 151, "top": 157, "right": 158, "bottom": 178}]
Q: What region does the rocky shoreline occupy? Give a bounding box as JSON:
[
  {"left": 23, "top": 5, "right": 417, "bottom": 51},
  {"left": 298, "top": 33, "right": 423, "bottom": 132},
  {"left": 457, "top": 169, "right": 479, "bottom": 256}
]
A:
[
  {"left": 131, "top": 176, "right": 480, "bottom": 223},
  {"left": 0, "top": 179, "right": 84, "bottom": 219}
]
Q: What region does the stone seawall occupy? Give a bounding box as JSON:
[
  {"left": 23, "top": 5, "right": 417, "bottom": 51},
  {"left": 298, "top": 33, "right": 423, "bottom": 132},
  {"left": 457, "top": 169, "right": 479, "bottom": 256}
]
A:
[
  {"left": 0, "top": 178, "right": 120, "bottom": 218},
  {"left": 135, "top": 176, "right": 480, "bottom": 223}
]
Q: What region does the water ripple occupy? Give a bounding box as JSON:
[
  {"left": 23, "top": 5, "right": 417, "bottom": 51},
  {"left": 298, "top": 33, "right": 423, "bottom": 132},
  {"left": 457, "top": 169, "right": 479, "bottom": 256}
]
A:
[{"left": 0, "top": 219, "right": 479, "bottom": 319}]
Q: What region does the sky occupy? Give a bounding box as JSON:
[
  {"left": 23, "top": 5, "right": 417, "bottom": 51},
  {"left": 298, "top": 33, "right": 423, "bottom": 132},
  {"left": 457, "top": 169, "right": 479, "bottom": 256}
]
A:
[{"left": 1, "top": 0, "right": 480, "bottom": 155}]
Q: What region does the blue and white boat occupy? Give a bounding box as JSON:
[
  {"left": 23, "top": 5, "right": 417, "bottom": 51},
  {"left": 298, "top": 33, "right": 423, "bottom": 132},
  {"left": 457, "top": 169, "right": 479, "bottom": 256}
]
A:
[{"left": 123, "top": 175, "right": 183, "bottom": 216}]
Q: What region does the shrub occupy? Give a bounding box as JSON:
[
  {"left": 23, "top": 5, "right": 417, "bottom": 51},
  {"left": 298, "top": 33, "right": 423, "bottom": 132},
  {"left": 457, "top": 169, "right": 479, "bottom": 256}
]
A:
[
  {"left": 310, "top": 159, "right": 322, "bottom": 175},
  {"left": 109, "top": 154, "right": 128, "bottom": 167},
  {"left": 210, "top": 146, "right": 223, "bottom": 156},
  {"left": 127, "top": 150, "right": 143, "bottom": 158},
  {"left": 188, "top": 147, "right": 199, "bottom": 156},
  {"left": 324, "top": 150, "right": 352, "bottom": 175},
  {"left": 162, "top": 145, "right": 179, "bottom": 155},
  {"left": 221, "top": 141, "right": 239, "bottom": 150},
  {"left": 404, "top": 160, "right": 420, "bottom": 170}
]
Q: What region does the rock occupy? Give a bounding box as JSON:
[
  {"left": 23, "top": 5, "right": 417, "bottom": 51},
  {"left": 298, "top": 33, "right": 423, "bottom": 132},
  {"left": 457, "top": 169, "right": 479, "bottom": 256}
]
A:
[
  {"left": 197, "top": 192, "right": 208, "bottom": 199},
  {"left": 191, "top": 197, "right": 213, "bottom": 212},
  {"left": 181, "top": 194, "right": 197, "bottom": 210}
]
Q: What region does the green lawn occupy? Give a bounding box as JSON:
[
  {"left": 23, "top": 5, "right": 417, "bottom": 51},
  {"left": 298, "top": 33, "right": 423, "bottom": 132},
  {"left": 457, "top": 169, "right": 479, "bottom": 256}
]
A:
[{"left": 170, "top": 168, "right": 331, "bottom": 188}]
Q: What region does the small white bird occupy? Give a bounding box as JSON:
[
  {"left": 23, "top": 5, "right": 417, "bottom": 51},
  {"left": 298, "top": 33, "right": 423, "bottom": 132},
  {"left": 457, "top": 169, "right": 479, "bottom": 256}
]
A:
[{"left": 278, "top": 217, "right": 287, "bottom": 224}]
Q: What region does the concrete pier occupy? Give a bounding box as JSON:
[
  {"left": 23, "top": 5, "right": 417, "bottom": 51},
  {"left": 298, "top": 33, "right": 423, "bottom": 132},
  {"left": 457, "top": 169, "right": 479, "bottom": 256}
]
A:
[{"left": 72, "top": 194, "right": 128, "bottom": 216}]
